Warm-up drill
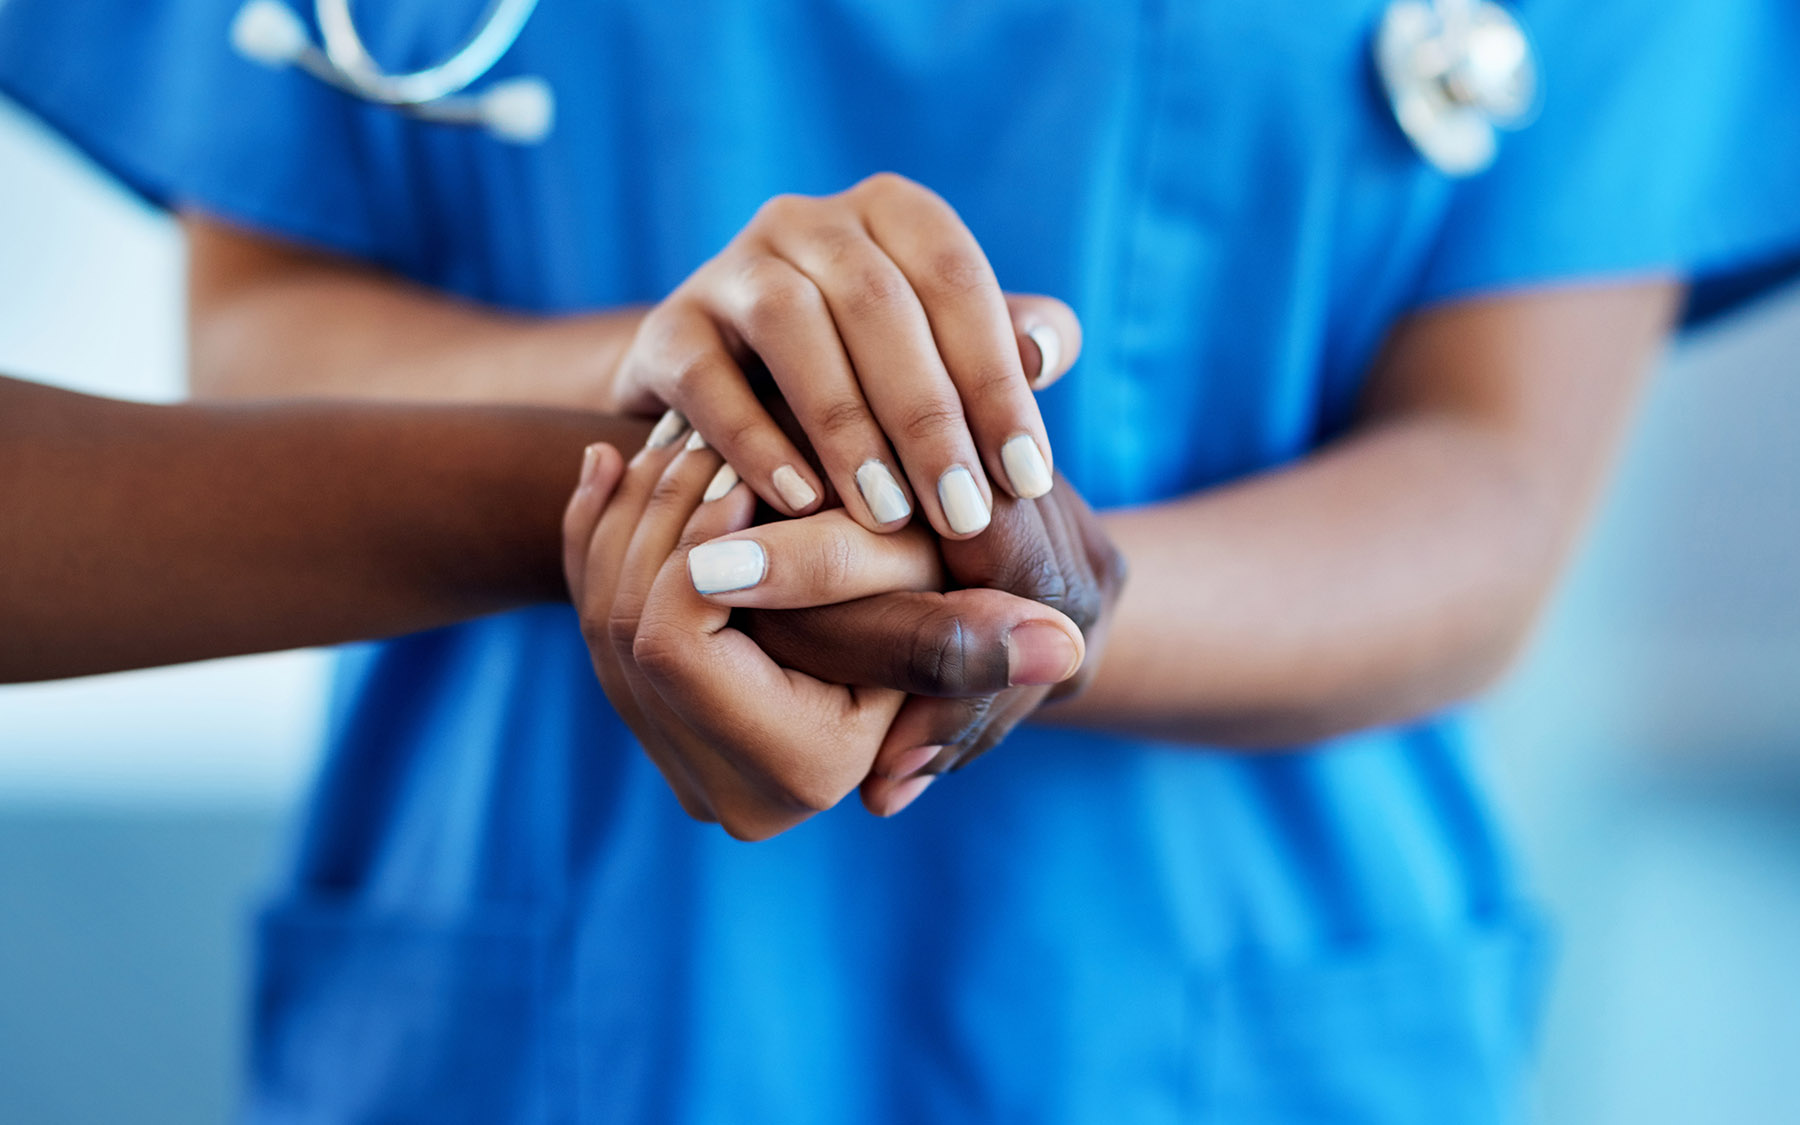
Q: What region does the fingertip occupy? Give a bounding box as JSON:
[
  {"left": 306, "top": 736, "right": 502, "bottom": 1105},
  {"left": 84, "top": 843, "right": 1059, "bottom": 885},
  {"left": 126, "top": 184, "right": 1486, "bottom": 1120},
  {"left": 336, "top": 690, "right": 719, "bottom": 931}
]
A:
[
  {"left": 588, "top": 442, "right": 625, "bottom": 498},
  {"left": 873, "top": 772, "right": 935, "bottom": 817},
  {"left": 1007, "top": 296, "right": 1082, "bottom": 391},
  {"left": 1004, "top": 615, "right": 1086, "bottom": 687}
]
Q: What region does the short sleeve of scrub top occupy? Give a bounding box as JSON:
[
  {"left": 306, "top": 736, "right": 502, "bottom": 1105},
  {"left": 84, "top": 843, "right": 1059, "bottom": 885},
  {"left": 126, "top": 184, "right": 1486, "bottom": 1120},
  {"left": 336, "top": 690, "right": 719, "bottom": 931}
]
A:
[{"left": 5, "top": 1, "right": 1799, "bottom": 1122}]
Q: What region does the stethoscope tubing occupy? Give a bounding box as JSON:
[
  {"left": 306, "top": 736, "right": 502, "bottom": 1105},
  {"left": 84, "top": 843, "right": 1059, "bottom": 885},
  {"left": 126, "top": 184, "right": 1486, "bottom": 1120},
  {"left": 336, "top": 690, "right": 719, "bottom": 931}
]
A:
[{"left": 313, "top": 0, "right": 540, "bottom": 107}]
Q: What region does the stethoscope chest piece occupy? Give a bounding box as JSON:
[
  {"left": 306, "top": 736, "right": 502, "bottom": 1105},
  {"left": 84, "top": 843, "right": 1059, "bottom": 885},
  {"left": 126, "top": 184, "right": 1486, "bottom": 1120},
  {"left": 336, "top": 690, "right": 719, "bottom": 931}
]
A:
[{"left": 1375, "top": 0, "right": 1538, "bottom": 177}]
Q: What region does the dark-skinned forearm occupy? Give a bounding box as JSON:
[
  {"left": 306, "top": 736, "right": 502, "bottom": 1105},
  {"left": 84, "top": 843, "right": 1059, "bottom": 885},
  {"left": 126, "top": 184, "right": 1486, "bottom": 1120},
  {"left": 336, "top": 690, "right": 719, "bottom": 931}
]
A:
[{"left": 0, "top": 378, "right": 649, "bottom": 681}]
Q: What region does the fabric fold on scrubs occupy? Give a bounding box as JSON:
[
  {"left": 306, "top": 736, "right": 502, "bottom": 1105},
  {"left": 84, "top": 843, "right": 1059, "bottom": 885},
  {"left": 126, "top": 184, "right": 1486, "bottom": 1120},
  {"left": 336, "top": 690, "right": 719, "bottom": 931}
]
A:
[{"left": 5, "top": 0, "right": 1797, "bottom": 1121}]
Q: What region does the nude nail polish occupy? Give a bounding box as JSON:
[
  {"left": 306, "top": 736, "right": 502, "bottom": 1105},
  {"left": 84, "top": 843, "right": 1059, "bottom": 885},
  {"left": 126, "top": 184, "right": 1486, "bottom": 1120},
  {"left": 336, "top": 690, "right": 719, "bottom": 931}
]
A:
[
  {"left": 1001, "top": 434, "right": 1053, "bottom": 499},
  {"left": 772, "top": 464, "right": 818, "bottom": 511},
  {"left": 856, "top": 460, "right": 911, "bottom": 525},
  {"left": 937, "top": 466, "right": 990, "bottom": 535},
  {"left": 688, "top": 539, "right": 766, "bottom": 594}
]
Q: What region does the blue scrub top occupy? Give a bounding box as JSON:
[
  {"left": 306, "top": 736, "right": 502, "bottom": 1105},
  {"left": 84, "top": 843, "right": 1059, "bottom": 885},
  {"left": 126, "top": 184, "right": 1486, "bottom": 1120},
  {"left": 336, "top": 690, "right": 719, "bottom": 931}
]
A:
[{"left": 6, "top": 1, "right": 1799, "bottom": 1120}]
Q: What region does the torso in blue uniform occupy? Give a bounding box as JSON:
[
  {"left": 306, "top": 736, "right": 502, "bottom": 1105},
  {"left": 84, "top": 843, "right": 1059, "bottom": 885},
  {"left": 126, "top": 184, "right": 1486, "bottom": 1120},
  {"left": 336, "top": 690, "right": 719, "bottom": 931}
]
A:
[{"left": 4, "top": 0, "right": 1797, "bottom": 1120}]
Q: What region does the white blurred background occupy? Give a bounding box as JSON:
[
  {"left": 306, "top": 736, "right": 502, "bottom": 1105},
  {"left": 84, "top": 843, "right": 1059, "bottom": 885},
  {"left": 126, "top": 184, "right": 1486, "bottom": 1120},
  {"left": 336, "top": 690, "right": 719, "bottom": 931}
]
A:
[{"left": 2, "top": 93, "right": 1798, "bottom": 1122}]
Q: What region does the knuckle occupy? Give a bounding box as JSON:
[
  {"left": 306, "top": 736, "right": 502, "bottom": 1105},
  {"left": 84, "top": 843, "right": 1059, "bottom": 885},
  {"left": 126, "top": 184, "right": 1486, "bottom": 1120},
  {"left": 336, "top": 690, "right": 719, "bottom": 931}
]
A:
[
  {"left": 814, "top": 527, "right": 859, "bottom": 592},
  {"left": 739, "top": 262, "right": 818, "bottom": 337},
  {"left": 773, "top": 777, "right": 840, "bottom": 816},
  {"left": 998, "top": 547, "right": 1068, "bottom": 604},
  {"left": 716, "top": 808, "right": 771, "bottom": 842},
  {"left": 907, "top": 614, "right": 971, "bottom": 695},
  {"left": 712, "top": 411, "right": 767, "bottom": 458},
  {"left": 754, "top": 192, "right": 811, "bottom": 227},
  {"left": 630, "top": 617, "right": 686, "bottom": 680},
  {"left": 668, "top": 351, "right": 729, "bottom": 402},
  {"left": 647, "top": 467, "right": 693, "bottom": 509},
  {"left": 896, "top": 399, "right": 965, "bottom": 446},
  {"left": 579, "top": 611, "right": 610, "bottom": 652},
  {"left": 840, "top": 266, "right": 910, "bottom": 320},
  {"left": 853, "top": 171, "right": 915, "bottom": 202},
  {"left": 958, "top": 356, "right": 1025, "bottom": 407},
  {"left": 810, "top": 396, "right": 872, "bottom": 442},
  {"left": 605, "top": 606, "right": 642, "bottom": 660},
  {"left": 924, "top": 249, "right": 991, "bottom": 300},
  {"left": 806, "top": 223, "right": 864, "bottom": 267},
  {"left": 1060, "top": 575, "right": 1102, "bottom": 633}
]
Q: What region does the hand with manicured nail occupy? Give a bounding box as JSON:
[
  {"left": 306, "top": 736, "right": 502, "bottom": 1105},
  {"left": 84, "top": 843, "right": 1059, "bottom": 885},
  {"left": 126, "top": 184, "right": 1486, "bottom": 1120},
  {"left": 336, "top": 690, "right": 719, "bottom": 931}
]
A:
[
  {"left": 713, "top": 472, "right": 1125, "bottom": 817},
  {"left": 567, "top": 414, "right": 1118, "bottom": 834},
  {"left": 563, "top": 420, "right": 903, "bottom": 839},
  {"left": 604, "top": 172, "right": 1083, "bottom": 540}
]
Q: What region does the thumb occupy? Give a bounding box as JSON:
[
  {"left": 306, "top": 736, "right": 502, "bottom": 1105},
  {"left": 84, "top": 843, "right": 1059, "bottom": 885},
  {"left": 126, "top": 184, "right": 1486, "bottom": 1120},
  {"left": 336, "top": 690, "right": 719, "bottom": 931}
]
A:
[{"left": 741, "top": 587, "right": 1085, "bottom": 697}]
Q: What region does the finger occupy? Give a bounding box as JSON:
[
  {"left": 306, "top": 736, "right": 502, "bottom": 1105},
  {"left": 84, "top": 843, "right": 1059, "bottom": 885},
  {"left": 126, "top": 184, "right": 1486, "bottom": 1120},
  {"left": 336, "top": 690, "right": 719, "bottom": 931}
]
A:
[
  {"left": 609, "top": 433, "right": 732, "bottom": 657},
  {"left": 709, "top": 248, "right": 916, "bottom": 534},
  {"left": 938, "top": 487, "right": 1067, "bottom": 605},
  {"left": 635, "top": 489, "right": 905, "bottom": 838},
  {"left": 856, "top": 177, "right": 1052, "bottom": 507},
  {"left": 613, "top": 457, "right": 762, "bottom": 828},
  {"left": 561, "top": 442, "right": 624, "bottom": 605},
  {"left": 565, "top": 425, "right": 715, "bottom": 819},
  {"left": 860, "top": 689, "right": 1040, "bottom": 817},
  {"left": 768, "top": 214, "right": 994, "bottom": 539},
  {"left": 622, "top": 304, "right": 826, "bottom": 517},
  {"left": 1005, "top": 295, "right": 1083, "bottom": 391},
  {"left": 685, "top": 509, "right": 943, "bottom": 607},
  {"left": 740, "top": 587, "right": 1086, "bottom": 697},
  {"left": 1021, "top": 486, "right": 1102, "bottom": 632},
  {"left": 873, "top": 694, "right": 997, "bottom": 778},
  {"left": 579, "top": 414, "right": 691, "bottom": 630}
]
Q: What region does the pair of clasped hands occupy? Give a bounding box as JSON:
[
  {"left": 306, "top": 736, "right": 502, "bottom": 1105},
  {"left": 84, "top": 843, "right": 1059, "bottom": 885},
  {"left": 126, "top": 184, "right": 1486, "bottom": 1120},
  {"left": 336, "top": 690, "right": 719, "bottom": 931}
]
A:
[{"left": 560, "top": 175, "right": 1124, "bottom": 840}]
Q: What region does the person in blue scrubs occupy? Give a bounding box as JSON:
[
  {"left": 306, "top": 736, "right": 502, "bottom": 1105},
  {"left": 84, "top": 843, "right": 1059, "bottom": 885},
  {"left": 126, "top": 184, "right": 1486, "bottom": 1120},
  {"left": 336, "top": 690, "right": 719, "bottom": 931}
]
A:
[{"left": 6, "top": 0, "right": 1799, "bottom": 1119}]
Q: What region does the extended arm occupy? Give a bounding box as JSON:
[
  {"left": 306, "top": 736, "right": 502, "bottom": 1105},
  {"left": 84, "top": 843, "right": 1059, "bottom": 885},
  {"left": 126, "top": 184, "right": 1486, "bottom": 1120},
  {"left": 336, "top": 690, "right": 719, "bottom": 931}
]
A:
[
  {"left": 1044, "top": 280, "right": 1682, "bottom": 745},
  {"left": 0, "top": 376, "right": 647, "bottom": 681}
]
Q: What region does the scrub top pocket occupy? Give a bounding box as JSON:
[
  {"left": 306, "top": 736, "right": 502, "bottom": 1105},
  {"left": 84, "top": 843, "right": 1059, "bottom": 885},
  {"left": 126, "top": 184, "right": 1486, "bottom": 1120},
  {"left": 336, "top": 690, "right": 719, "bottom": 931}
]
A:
[
  {"left": 1187, "top": 915, "right": 1551, "bottom": 1124},
  {"left": 247, "top": 898, "right": 555, "bottom": 1124}
]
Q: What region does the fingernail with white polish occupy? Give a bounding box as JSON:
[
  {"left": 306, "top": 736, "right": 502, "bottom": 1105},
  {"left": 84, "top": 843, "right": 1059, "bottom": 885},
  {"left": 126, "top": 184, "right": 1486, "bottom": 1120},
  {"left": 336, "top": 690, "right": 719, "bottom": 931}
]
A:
[
  {"left": 938, "top": 466, "right": 990, "bottom": 535},
  {"left": 772, "top": 464, "right": 818, "bottom": 512},
  {"left": 856, "top": 460, "right": 911, "bottom": 525},
  {"left": 702, "top": 464, "right": 740, "bottom": 502},
  {"left": 1001, "top": 434, "right": 1053, "bottom": 499},
  {"left": 685, "top": 430, "right": 709, "bottom": 452},
  {"left": 647, "top": 409, "right": 687, "bottom": 449},
  {"left": 1027, "top": 324, "right": 1062, "bottom": 389},
  {"left": 688, "top": 539, "right": 766, "bottom": 594}
]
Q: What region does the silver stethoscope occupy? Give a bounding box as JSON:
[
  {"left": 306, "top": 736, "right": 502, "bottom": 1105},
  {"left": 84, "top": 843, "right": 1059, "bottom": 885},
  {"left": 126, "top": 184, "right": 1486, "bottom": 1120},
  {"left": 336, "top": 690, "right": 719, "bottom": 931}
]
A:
[
  {"left": 230, "top": 0, "right": 1537, "bottom": 173},
  {"left": 230, "top": 0, "right": 554, "bottom": 144}
]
